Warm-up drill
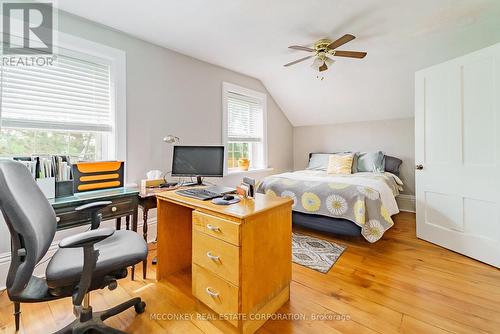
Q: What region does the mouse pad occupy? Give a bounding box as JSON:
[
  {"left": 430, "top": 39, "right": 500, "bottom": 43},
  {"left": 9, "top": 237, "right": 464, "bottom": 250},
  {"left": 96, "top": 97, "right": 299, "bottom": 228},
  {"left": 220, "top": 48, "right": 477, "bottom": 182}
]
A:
[{"left": 212, "top": 197, "right": 241, "bottom": 205}]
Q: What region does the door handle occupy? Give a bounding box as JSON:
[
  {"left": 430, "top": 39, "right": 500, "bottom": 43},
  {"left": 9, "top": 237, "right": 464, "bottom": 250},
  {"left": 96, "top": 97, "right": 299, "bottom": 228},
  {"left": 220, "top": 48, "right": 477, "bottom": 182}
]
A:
[{"left": 415, "top": 164, "right": 424, "bottom": 170}]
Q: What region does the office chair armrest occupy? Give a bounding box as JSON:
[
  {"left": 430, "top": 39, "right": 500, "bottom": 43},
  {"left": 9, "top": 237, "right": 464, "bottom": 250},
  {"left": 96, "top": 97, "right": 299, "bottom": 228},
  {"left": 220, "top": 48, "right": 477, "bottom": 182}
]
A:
[
  {"left": 75, "top": 201, "right": 112, "bottom": 230},
  {"left": 59, "top": 227, "right": 115, "bottom": 307},
  {"left": 75, "top": 201, "right": 112, "bottom": 213},
  {"left": 59, "top": 228, "right": 115, "bottom": 249}
]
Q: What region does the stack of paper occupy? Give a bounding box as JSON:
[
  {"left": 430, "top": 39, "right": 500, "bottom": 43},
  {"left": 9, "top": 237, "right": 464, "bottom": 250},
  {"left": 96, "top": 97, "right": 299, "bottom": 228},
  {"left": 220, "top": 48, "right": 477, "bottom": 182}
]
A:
[{"left": 12, "top": 155, "right": 73, "bottom": 181}]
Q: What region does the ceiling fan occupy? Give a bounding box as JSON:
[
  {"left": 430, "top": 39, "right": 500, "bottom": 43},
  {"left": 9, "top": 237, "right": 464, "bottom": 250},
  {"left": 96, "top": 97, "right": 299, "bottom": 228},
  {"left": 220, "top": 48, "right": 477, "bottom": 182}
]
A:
[{"left": 284, "top": 34, "right": 367, "bottom": 73}]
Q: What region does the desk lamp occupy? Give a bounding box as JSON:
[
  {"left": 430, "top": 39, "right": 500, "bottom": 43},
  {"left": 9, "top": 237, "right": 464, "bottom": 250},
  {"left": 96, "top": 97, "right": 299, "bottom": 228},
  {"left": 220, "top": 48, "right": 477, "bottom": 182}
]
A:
[
  {"left": 162, "top": 134, "right": 180, "bottom": 183},
  {"left": 151, "top": 135, "right": 179, "bottom": 266},
  {"left": 163, "top": 135, "right": 180, "bottom": 144}
]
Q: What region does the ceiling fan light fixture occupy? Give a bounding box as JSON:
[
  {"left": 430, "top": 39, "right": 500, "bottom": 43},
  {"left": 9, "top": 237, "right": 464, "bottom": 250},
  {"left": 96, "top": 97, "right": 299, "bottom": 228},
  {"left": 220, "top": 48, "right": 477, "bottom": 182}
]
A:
[{"left": 311, "top": 57, "right": 323, "bottom": 71}]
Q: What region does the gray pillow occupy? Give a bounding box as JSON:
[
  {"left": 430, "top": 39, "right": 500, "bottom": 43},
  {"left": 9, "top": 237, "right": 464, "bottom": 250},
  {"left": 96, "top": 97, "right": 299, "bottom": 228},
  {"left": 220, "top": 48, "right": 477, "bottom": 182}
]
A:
[
  {"left": 307, "top": 152, "right": 352, "bottom": 170},
  {"left": 306, "top": 153, "right": 332, "bottom": 170},
  {"left": 383, "top": 155, "right": 402, "bottom": 175},
  {"left": 354, "top": 151, "right": 385, "bottom": 172}
]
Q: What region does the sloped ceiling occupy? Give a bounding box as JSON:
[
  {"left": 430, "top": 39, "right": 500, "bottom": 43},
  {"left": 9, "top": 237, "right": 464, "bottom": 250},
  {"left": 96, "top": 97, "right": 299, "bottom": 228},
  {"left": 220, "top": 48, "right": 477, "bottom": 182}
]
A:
[{"left": 57, "top": 0, "right": 500, "bottom": 126}]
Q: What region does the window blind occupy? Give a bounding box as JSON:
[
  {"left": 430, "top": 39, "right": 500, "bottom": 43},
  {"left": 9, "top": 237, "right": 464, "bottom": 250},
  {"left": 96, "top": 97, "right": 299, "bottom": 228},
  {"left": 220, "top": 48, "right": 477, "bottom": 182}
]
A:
[
  {"left": 0, "top": 53, "right": 112, "bottom": 132},
  {"left": 227, "top": 92, "right": 263, "bottom": 142}
]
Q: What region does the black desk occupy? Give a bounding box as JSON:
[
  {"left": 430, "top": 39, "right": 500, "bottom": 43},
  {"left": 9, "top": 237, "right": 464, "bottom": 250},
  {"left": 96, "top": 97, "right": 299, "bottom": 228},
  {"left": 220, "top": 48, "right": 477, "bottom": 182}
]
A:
[
  {"left": 49, "top": 187, "right": 140, "bottom": 279},
  {"left": 137, "top": 188, "right": 163, "bottom": 279}
]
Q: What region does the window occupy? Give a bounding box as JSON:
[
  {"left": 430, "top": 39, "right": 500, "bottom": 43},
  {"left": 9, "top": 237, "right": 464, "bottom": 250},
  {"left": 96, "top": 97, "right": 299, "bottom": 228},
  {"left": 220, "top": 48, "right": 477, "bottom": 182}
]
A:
[
  {"left": 223, "top": 82, "right": 267, "bottom": 173},
  {"left": 0, "top": 128, "right": 102, "bottom": 161},
  {"left": 0, "top": 33, "right": 126, "bottom": 162}
]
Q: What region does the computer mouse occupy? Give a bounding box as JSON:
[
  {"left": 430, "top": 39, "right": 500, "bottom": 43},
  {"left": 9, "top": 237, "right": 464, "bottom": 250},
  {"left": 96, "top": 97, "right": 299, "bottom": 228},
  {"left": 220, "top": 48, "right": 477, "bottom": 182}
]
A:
[{"left": 222, "top": 194, "right": 234, "bottom": 201}]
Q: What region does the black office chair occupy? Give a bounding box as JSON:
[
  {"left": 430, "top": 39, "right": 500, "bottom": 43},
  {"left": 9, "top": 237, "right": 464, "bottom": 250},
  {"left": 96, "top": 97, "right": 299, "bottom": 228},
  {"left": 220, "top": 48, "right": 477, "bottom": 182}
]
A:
[{"left": 0, "top": 160, "right": 148, "bottom": 334}]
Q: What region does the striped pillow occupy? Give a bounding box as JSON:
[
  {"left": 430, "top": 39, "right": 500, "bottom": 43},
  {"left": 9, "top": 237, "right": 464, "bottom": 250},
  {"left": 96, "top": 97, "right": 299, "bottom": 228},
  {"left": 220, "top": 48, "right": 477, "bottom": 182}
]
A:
[{"left": 327, "top": 154, "right": 354, "bottom": 175}]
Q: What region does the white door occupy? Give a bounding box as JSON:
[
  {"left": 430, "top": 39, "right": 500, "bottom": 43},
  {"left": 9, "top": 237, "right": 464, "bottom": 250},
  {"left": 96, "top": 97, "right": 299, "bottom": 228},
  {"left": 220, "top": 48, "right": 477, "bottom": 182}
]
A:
[{"left": 415, "top": 43, "right": 500, "bottom": 268}]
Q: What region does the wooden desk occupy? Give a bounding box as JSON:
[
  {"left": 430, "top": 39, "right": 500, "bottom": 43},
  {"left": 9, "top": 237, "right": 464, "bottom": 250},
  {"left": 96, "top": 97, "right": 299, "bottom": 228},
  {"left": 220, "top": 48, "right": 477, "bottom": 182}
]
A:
[
  {"left": 156, "top": 191, "right": 293, "bottom": 334},
  {"left": 49, "top": 187, "right": 140, "bottom": 279}
]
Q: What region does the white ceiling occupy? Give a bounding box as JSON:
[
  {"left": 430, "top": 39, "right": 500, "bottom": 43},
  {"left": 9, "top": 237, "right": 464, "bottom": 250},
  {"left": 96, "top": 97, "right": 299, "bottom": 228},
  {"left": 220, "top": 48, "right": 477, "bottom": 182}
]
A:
[{"left": 57, "top": 0, "right": 500, "bottom": 126}]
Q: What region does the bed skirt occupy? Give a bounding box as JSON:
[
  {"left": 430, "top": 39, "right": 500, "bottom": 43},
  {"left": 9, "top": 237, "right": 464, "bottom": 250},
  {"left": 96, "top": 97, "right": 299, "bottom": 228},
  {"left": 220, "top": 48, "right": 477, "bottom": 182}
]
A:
[{"left": 292, "top": 211, "right": 362, "bottom": 237}]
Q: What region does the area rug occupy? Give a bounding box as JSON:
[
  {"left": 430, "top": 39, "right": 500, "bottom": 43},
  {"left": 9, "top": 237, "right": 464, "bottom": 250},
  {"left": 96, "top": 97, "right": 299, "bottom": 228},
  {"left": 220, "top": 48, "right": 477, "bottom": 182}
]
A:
[{"left": 292, "top": 233, "right": 346, "bottom": 273}]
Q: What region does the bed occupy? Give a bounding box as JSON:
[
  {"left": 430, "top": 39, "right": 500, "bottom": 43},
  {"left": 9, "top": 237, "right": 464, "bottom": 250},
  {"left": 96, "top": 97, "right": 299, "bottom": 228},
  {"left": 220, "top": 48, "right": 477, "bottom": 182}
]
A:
[{"left": 256, "top": 153, "right": 403, "bottom": 242}]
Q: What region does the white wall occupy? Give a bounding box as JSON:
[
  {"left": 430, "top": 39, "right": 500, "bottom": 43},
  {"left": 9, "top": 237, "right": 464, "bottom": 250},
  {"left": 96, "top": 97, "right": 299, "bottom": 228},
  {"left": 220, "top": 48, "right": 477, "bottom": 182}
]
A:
[
  {"left": 55, "top": 12, "right": 293, "bottom": 184},
  {"left": 293, "top": 118, "right": 415, "bottom": 196},
  {"left": 0, "top": 11, "right": 293, "bottom": 288}
]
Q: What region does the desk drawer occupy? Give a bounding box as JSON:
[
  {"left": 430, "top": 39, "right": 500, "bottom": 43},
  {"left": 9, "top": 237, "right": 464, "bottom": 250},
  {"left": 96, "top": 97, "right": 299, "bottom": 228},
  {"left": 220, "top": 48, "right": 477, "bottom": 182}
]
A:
[
  {"left": 192, "top": 264, "right": 239, "bottom": 324},
  {"left": 193, "top": 230, "right": 239, "bottom": 286},
  {"left": 55, "top": 209, "right": 89, "bottom": 229},
  {"left": 100, "top": 198, "right": 136, "bottom": 218},
  {"left": 55, "top": 197, "right": 136, "bottom": 230},
  {"left": 192, "top": 211, "right": 240, "bottom": 246}
]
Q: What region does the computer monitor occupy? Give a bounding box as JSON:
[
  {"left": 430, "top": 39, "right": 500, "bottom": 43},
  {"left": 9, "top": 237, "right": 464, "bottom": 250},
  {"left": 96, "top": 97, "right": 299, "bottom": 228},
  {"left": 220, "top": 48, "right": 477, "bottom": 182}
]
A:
[{"left": 171, "top": 146, "right": 224, "bottom": 185}]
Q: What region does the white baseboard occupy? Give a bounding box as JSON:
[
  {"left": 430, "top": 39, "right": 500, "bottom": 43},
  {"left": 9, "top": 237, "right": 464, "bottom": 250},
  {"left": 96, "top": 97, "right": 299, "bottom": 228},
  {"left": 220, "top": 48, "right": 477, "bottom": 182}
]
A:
[
  {"left": 0, "top": 209, "right": 158, "bottom": 291},
  {"left": 397, "top": 194, "right": 416, "bottom": 213}
]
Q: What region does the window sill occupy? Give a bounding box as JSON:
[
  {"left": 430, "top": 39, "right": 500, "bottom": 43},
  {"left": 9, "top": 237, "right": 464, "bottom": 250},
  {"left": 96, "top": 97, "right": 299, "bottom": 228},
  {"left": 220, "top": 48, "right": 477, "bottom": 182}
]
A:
[{"left": 226, "top": 167, "right": 274, "bottom": 177}]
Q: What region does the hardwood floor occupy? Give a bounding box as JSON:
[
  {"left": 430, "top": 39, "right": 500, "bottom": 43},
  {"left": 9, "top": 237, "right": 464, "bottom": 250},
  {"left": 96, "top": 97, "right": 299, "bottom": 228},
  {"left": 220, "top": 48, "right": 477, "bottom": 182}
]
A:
[{"left": 1, "top": 212, "right": 500, "bottom": 333}]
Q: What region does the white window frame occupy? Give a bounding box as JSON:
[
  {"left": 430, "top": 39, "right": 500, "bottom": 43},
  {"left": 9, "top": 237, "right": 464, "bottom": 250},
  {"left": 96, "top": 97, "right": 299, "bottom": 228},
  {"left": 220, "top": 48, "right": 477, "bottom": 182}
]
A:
[
  {"left": 222, "top": 82, "right": 267, "bottom": 175},
  {"left": 0, "top": 27, "right": 127, "bottom": 163}
]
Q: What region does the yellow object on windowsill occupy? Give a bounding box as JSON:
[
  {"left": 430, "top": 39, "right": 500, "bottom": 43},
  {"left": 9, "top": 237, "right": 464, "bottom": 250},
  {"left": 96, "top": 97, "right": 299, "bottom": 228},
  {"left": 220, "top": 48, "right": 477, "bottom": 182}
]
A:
[{"left": 238, "top": 158, "right": 250, "bottom": 171}]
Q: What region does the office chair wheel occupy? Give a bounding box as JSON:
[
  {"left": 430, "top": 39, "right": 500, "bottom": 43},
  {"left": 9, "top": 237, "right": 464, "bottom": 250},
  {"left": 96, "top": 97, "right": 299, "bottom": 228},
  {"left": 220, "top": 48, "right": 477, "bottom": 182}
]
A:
[
  {"left": 134, "top": 301, "right": 146, "bottom": 314},
  {"left": 108, "top": 280, "right": 117, "bottom": 290}
]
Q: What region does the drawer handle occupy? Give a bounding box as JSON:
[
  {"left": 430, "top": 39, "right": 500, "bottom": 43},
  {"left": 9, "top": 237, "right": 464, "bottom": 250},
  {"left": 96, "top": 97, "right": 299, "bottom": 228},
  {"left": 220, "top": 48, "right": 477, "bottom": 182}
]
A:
[
  {"left": 206, "top": 252, "right": 220, "bottom": 261},
  {"left": 205, "top": 287, "right": 219, "bottom": 298},
  {"left": 206, "top": 224, "right": 220, "bottom": 232},
  {"left": 111, "top": 206, "right": 117, "bottom": 212},
  {"left": 56, "top": 217, "right": 61, "bottom": 223}
]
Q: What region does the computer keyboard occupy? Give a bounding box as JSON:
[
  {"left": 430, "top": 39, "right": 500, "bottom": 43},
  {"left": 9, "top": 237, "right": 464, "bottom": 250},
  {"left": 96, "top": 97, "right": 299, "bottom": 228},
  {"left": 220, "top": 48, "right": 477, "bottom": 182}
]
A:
[{"left": 176, "top": 188, "right": 222, "bottom": 201}]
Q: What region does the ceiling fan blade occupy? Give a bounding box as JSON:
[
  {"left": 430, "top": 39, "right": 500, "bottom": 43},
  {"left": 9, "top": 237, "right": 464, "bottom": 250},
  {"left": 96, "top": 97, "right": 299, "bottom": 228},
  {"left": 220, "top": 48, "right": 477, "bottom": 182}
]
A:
[
  {"left": 327, "top": 34, "right": 355, "bottom": 50},
  {"left": 284, "top": 55, "right": 314, "bottom": 67},
  {"left": 333, "top": 50, "right": 367, "bottom": 59},
  {"left": 319, "top": 62, "right": 328, "bottom": 72},
  {"left": 288, "top": 45, "right": 315, "bottom": 52}
]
